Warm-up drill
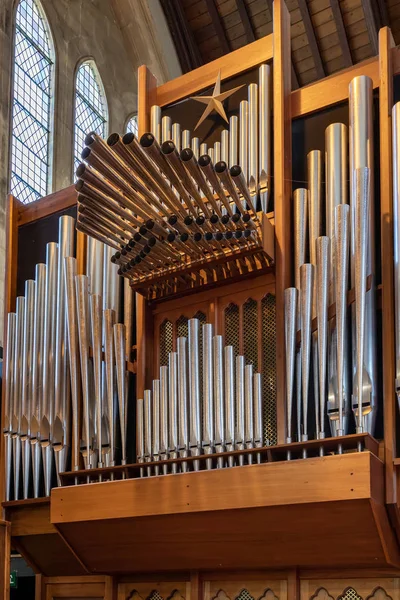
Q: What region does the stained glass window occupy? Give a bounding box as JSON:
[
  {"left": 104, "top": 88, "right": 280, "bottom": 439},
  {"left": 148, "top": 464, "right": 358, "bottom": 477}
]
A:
[
  {"left": 126, "top": 115, "right": 138, "bottom": 136},
  {"left": 10, "top": 0, "right": 54, "bottom": 204},
  {"left": 73, "top": 61, "right": 107, "bottom": 175}
]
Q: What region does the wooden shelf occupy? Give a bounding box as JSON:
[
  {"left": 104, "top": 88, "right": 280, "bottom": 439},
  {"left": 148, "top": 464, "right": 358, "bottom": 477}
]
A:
[
  {"left": 50, "top": 451, "right": 400, "bottom": 573},
  {"left": 59, "top": 433, "right": 379, "bottom": 486},
  {"left": 2, "top": 498, "right": 86, "bottom": 576}
]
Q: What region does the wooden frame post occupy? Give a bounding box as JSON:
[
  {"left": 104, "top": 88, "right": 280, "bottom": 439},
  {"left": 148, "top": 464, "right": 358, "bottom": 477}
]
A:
[
  {"left": 379, "top": 27, "right": 396, "bottom": 506},
  {"left": 273, "top": 0, "right": 292, "bottom": 444}
]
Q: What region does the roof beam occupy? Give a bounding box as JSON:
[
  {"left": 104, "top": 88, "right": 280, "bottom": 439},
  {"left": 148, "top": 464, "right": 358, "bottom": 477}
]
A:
[
  {"left": 330, "top": 0, "right": 352, "bottom": 67},
  {"left": 160, "top": 0, "right": 203, "bottom": 72},
  {"left": 361, "top": 0, "right": 379, "bottom": 55},
  {"left": 205, "top": 0, "right": 231, "bottom": 54},
  {"left": 234, "top": 0, "right": 256, "bottom": 43},
  {"left": 297, "top": 0, "right": 325, "bottom": 80}
]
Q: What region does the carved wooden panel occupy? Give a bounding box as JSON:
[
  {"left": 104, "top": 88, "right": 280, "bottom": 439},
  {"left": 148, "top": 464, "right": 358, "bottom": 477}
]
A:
[
  {"left": 118, "top": 582, "right": 190, "bottom": 600},
  {"left": 301, "top": 579, "right": 399, "bottom": 600},
  {"left": 204, "top": 580, "right": 286, "bottom": 600}
]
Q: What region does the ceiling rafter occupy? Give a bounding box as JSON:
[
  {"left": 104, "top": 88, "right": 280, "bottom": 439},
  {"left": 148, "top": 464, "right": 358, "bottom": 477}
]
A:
[
  {"left": 361, "top": 0, "right": 379, "bottom": 55},
  {"left": 160, "top": 0, "right": 203, "bottom": 73},
  {"left": 329, "top": 0, "right": 352, "bottom": 68},
  {"left": 234, "top": 0, "right": 256, "bottom": 44},
  {"left": 297, "top": 0, "right": 325, "bottom": 80},
  {"left": 205, "top": 0, "right": 231, "bottom": 55}
]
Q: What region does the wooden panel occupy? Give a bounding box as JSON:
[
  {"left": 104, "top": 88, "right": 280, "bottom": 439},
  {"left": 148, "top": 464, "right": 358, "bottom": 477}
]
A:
[
  {"left": 379, "top": 28, "right": 397, "bottom": 507},
  {"left": 42, "top": 576, "right": 111, "bottom": 600},
  {"left": 54, "top": 498, "right": 397, "bottom": 573},
  {"left": 273, "top": 0, "right": 292, "bottom": 444},
  {"left": 52, "top": 453, "right": 382, "bottom": 523},
  {"left": 18, "top": 186, "right": 77, "bottom": 226},
  {"left": 13, "top": 533, "right": 87, "bottom": 576},
  {"left": 156, "top": 35, "right": 272, "bottom": 107}
]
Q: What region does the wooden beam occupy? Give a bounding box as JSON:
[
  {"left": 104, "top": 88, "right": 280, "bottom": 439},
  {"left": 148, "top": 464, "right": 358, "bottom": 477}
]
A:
[
  {"left": 205, "top": 0, "right": 230, "bottom": 54},
  {"left": 273, "top": 0, "right": 292, "bottom": 444},
  {"left": 330, "top": 0, "right": 353, "bottom": 67},
  {"left": 291, "top": 55, "right": 379, "bottom": 119},
  {"left": 378, "top": 27, "right": 397, "bottom": 507},
  {"left": 156, "top": 35, "right": 273, "bottom": 107},
  {"left": 361, "top": 0, "right": 379, "bottom": 55},
  {"left": 161, "top": 0, "right": 203, "bottom": 72},
  {"left": 234, "top": 0, "right": 255, "bottom": 43},
  {"left": 297, "top": 0, "right": 325, "bottom": 80},
  {"left": 18, "top": 184, "right": 76, "bottom": 226}
]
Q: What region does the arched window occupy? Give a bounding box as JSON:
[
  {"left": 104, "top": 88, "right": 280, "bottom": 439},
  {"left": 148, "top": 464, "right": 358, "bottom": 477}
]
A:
[
  {"left": 126, "top": 114, "right": 138, "bottom": 136},
  {"left": 74, "top": 60, "right": 107, "bottom": 174},
  {"left": 11, "top": 0, "right": 54, "bottom": 204}
]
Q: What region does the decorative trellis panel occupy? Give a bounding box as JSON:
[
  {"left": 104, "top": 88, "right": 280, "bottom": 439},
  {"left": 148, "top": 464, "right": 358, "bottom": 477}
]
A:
[
  {"left": 118, "top": 581, "right": 190, "bottom": 600},
  {"left": 204, "top": 579, "right": 286, "bottom": 600},
  {"left": 301, "top": 580, "right": 400, "bottom": 600}
]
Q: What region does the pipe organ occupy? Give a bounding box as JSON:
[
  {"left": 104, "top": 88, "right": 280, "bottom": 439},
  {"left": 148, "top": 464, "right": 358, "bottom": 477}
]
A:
[{"left": 1, "top": 4, "right": 400, "bottom": 600}]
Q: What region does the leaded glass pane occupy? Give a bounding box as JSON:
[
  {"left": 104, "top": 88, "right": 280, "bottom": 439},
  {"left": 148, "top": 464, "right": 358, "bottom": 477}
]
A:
[
  {"left": 126, "top": 115, "right": 138, "bottom": 136},
  {"left": 10, "top": 0, "right": 53, "bottom": 204},
  {"left": 74, "top": 61, "right": 107, "bottom": 173}
]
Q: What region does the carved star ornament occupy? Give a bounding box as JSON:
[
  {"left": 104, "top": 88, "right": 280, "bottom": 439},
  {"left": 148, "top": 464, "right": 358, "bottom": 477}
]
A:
[{"left": 190, "top": 70, "right": 244, "bottom": 130}]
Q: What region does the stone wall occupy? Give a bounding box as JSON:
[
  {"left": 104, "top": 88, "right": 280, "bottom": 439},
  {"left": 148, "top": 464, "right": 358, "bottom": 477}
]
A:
[{"left": 0, "top": 0, "right": 180, "bottom": 343}]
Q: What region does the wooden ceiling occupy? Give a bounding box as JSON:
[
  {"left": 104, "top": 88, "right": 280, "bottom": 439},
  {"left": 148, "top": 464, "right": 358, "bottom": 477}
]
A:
[{"left": 161, "top": 0, "right": 397, "bottom": 88}]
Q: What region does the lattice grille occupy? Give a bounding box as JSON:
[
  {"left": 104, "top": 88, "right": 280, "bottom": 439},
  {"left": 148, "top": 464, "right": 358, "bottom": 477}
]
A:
[
  {"left": 176, "top": 315, "right": 188, "bottom": 338},
  {"left": 74, "top": 61, "right": 107, "bottom": 173},
  {"left": 11, "top": 0, "right": 53, "bottom": 204},
  {"left": 262, "top": 294, "right": 277, "bottom": 445},
  {"left": 224, "top": 303, "right": 240, "bottom": 356},
  {"left": 236, "top": 590, "right": 255, "bottom": 600},
  {"left": 159, "top": 320, "right": 173, "bottom": 366},
  {"left": 147, "top": 592, "right": 164, "bottom": 600},
  {"left": 339, "top": 589, "right": 362, "bottom": 600},
  {"left": 126, "top": 115, "right": 138, "bottom": 136},
  {"left": 193, "top": 310, "right": 206, "bottom": 325},
  {"left": 243, "top": 298, "right": 258, "bottom": 370}
]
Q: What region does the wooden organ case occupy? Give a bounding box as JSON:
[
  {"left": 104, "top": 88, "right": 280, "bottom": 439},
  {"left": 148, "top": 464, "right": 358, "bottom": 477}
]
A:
[{"left": 2, "top": 1, "right": 400, "bottom": 600}]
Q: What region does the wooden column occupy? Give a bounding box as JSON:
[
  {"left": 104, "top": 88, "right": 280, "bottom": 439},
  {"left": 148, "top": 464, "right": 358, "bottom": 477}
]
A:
[
  {"left": 379, "top": 27, "right": 397, "bottom": 507},
  {"left": 136, "top": 66, "right": 157, "bottom": 396},
  {"left": 273, "top": 0, "right": 292, "bottom": 444},
  {"left": 0, "top": 522, "right": 10, "bottom": 600},
  {"left": 0, "top": 196, "right": 20, "bottom": 508}
]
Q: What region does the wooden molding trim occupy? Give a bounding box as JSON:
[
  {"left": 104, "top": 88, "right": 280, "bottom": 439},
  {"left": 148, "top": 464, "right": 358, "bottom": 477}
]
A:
[
  {"left": 156, "top": 35, "right": 273, "bottom": 108},
  {"left": 17, "top": 185, "right": 77, "bottom": 226}
]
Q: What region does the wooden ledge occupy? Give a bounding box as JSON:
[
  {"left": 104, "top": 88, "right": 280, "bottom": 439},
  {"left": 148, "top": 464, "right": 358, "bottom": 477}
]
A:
[
  {"left": 50, "top": 452, "right": 400, "bottom": 573},
  {"left": 3, "top": 496, "right": 86, "bottom": 576}
]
